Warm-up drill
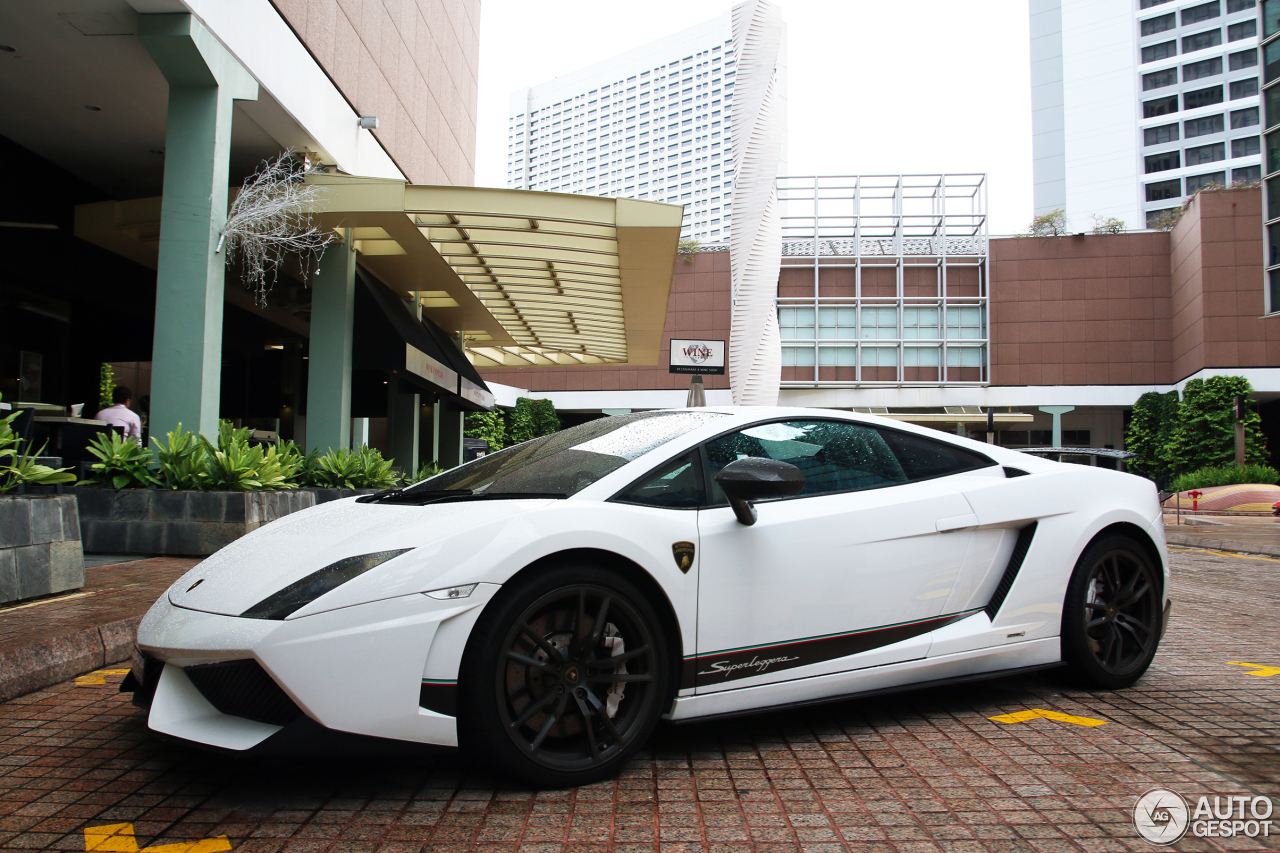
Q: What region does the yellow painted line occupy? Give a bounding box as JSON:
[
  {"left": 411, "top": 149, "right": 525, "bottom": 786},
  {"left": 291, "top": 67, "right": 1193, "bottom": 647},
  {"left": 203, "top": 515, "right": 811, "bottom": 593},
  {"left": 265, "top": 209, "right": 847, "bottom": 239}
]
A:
[
  {"left": 0, "top": 590, "right": 96, "bottom": 615},
  {"left": 1167, "top": 546, "right": 1280, "bottom": 563},
  {"left": 84, "top": 822, "right": 231, "bottom": 852},
  {"left": 1227, "top": 661, "right": 1280, "bottom": 677},
  {"left": 988, "top": 708, "right": 1108, "bottom": 727},
  {"left": 75, "top": 669, "right": 131, "bottom": 687}
]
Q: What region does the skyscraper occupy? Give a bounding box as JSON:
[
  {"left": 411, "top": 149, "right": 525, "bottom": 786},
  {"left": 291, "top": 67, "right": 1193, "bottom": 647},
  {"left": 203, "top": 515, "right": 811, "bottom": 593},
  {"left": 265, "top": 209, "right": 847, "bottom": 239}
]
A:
[
  {"left": 1031, "top": 0, "right": 1261, "bottom": 231},
  {"left": 506, "top": 3, "right": 786, "bottom": 242}
]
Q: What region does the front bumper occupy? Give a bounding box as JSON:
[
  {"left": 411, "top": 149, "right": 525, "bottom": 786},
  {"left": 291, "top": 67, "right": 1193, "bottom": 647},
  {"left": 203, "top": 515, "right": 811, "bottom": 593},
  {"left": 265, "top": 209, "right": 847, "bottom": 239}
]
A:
[{"left": 135, "top": 586, "right": 496, "bottom": 750}]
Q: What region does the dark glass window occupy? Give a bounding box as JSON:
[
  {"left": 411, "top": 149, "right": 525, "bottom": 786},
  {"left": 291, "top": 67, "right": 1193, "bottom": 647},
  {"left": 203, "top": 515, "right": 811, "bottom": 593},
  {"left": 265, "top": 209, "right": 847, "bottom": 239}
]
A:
[
  {"left": 1141, "top": 12, "right": 1176, "bottom": 35},
  {"left": 1146, "top": 178, "right": 1182, "bottom": 201},
  {"left": 1146, "top": 207, "right": 1179, "bottom": 227},
  {"left": 1234, "top": 164, "right": 1261, "bottom": 182},
  {"left": 1267, "top": 86, "right": 1280, "bottom": 126},
  {"left": 1226, "top": 0, "right": 1256, "bottom": 10},
  {"left": 1270, "top": 173, "right": 1280, "bottom": 216},
  {"left": 1146, "top": 150, "right": 1182, "bottom": 172},
  {"left": 1143, "top": 41, "right": 1178, "bottom": 63},
  {"left": 1187, "top": 170, "right": 1227, "bottom": 191},
  {"left": 1186, "top": 114, "right": 1225, "bottom": 137},
  {"left": 1145, "top": 123, "right": 1180, "bottom": 145},
  {"left": 1141, "top": 0, "right": 1173, "bottom": 7},
  {"left": 1182, "top": 1, "right": 1221, "bottom": 23},
  {"left": 1234, "top": 78, "right": 1260, "bottom": 100},
  {"left": 1144, "top": 68, "right": 1178, "bottom": 90},
  {"left": 1232, "top": 136, "right": 1261, "bottom": 157},
  {"left": 876, "top": 429, "right": 994, "bottom": 482},
  {"left": 1229, "top": 49, "right": 1258, "bottom": 71},
  {"left": 1267, "top": 131, "right": 1280, "bottom": 173},
  {"left": 1270, "top": 223, "right": 1280, "bottom": 265},
  {"left": 1271, "top": 268, "right": 1280, "bottom": 311},
  {"left": 1184, "top": 57, "right": 1223, "bottom": 81},
  {"left": 1229, "top": 18, "right": 1258, "bottom": 39},
  {"left": 1267, "top": 40, "right": 1280, "bottom": 83},
  {"left": 1266, "top": 0, "right": 1280, "bottom": 36},
  {"left": 612, "top": 450, "right": 705, "bottom": 508},
  {"left": 1184, "top": 86, "right": 1225, "bottom": 109},
  {"left": 1145, "top": 95, "right": 1180, "bottom": 117},
  {"left": 1232, "top": 106, "right": 1261, "bottom": 128},
  {"left": 1187, "top": 141, "right": 1227, "bottom": 164},
  {"left": 702, "top": 420, "right": 908, "bottom": 502},
  {"left": 1183, "top": 29, "right": 1223, "bottom": 52}
]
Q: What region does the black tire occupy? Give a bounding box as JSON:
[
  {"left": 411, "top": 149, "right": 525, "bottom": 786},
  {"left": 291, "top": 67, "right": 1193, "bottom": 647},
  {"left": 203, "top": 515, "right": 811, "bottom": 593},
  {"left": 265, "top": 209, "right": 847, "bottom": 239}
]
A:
[
  {"left": 1061, "top": 533, "right": 1163, "bottom": 689},
  {"left": 457, "top": 563, "right": 669, "bottom": 787}
]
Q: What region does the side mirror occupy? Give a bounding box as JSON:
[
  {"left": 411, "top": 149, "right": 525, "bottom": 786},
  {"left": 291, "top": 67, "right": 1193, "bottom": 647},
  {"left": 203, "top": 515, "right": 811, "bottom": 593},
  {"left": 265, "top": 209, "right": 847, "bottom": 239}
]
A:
[{"left": 714, "top": 457, "right": 805, "bottom": 526}]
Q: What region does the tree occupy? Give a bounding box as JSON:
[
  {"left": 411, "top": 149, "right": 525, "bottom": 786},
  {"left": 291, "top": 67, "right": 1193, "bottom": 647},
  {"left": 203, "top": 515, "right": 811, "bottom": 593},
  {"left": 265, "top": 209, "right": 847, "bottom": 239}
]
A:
[
  {"left": 98, "top": 363, "right": 115, "bottom": 413},
  {"left": 1090, "top": 214, "right": 1125, "bottom": 235},
  {"left": 464, "top": 410, "right": 505, "bottom": 452},
  {"left": 677, "top": 237, "right": 701, "bottom": 262},
  {"left": 1164, "top": 376, "right": 1267, "bottom": 474},
  {"left": 1026, "top": 209, "right": 1067, "bottom": 237},
  {"left": 508, "top": 398, "right": 538, "bottom": 444},
  {"left": 532, "top": 399, "right": 560, "bottom": 436},
  {"left": 1125, "top": 390, "right": 1179, "bottom": 485},
  {"left": 1148, "top": 208, "right": 1183, "bottom": 232}
]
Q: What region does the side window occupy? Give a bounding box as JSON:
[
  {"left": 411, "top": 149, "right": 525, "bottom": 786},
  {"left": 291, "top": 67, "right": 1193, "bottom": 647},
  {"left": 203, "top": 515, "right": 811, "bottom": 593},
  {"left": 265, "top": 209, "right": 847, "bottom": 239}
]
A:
[
  {"left": 876, "top": 428, "right": 995, "bottom": 481},
  {"left": 611, "top": 451, "right": 705, "bottom": 509},
  {"left": 703, "top": 420, "right": 907, "bottom": 504}
]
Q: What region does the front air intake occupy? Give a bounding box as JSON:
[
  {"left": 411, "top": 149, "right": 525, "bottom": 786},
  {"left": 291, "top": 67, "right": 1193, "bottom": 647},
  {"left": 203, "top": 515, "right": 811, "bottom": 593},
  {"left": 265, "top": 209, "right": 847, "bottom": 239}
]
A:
[{"left": 184, "top": 659, "right": 304, "bottom": 726}]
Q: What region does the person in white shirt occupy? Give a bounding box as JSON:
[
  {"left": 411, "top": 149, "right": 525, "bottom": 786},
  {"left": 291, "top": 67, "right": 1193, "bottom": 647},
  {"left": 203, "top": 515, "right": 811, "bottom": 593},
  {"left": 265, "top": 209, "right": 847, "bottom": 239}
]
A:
[{"left": 95, "top": 386, "right": 143, "bottom": 444}]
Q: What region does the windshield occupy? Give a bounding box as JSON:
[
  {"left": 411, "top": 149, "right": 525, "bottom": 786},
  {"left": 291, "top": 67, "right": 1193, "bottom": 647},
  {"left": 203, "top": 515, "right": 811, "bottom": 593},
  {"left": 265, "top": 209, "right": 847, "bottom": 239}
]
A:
[{"left": 410, "top": 411, "right": 727, "bottom": 498}]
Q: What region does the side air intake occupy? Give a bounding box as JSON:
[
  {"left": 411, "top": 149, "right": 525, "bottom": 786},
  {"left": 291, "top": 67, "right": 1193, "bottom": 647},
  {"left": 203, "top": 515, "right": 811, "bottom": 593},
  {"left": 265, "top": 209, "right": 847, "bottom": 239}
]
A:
[
  {"left": 985, "top": 522, "right": 1038, "bottom": 620},
  {"left": 1003, "top": 466, "right": 1031, "bottom": 478},
  {"left": 184, "top": 659, "right": 304, "bottom": 726}
]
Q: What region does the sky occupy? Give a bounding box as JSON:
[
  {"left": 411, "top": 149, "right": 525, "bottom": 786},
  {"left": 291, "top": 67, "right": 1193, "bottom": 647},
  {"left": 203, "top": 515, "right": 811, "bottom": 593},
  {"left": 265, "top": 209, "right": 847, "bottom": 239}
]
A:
[{"left": 473, "top": 0, "right": 1034, "bottom": 236}]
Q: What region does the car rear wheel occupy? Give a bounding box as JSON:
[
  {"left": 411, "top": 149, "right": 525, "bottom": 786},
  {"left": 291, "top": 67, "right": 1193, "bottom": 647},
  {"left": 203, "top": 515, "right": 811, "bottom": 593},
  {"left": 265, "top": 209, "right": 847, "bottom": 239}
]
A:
[
  {"left": 458, "top": 564, "right": 669, "bottom": 787},
  {"left": 1061, "top": 534, "right": 1163, "bottom": 689}
]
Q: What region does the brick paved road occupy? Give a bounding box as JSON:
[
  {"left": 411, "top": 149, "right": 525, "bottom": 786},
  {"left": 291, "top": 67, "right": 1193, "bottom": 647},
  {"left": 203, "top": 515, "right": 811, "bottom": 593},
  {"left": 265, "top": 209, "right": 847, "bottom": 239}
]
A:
[{"left": 0, "top": 549, "right": 1276, "bottom": 853}]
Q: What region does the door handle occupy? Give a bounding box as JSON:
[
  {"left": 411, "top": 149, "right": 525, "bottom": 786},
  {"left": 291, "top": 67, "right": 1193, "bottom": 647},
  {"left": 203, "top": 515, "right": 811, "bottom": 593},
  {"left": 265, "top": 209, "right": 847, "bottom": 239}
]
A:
[{"left": 936, "top": 513, "right": 978, "bottom": 533}]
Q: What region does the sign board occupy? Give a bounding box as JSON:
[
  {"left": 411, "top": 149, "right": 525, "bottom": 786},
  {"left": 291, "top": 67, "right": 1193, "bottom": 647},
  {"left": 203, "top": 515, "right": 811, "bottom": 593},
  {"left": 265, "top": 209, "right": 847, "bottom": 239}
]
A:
[
  {"left": 460, "top": 376, "right": 495, "bottom": 410},
  {"left": 669, "top": 339, "right": 726, "bottom": 375},
  {"left": 405, "top": 344, "right": 458, "bottom": 394}
]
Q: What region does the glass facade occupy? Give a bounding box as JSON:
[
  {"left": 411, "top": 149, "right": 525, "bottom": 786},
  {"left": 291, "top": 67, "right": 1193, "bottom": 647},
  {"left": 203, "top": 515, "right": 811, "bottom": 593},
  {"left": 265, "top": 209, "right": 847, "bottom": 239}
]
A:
[{"left": 1266, "top": 0, "right": 1280, "bottom": 311}]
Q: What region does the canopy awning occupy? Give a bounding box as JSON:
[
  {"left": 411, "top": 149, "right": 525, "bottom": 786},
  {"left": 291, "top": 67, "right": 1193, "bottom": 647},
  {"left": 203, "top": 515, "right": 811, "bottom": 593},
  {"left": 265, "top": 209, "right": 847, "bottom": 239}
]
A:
[{"left": 74, "top": 175, "right": 685, "bottom": 369}]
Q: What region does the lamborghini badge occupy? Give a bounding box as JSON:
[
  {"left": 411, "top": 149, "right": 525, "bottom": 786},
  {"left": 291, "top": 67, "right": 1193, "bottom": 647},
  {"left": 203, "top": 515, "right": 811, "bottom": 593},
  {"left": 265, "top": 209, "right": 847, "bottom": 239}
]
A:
[{"left": 672, "top": 541, "right": 695, "bottom": 573}]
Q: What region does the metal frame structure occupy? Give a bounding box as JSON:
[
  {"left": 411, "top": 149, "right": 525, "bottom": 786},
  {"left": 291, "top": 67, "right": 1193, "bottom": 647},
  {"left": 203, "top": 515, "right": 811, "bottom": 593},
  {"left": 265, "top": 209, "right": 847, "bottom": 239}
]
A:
[{"left": 775, "top": 174, "right": 989, "bottom": 388}]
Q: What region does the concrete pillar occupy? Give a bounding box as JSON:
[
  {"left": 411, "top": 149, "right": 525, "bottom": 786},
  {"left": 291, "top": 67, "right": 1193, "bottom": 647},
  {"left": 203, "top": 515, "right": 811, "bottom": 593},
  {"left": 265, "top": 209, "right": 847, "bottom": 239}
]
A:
[
  {"left": 420, "top": 398, "right": 440, "bottom": 466},
  {"left": 351, "top": 418, "right": 370, "bottom": 449},
  {"left": 139, "top": 14, "right": 258, "bottom": 440},
  {"left": 386, "top": 378, "right": 420, "bottom": 474},
  {"left": 1039, "top": 405, "right": 1075, "bottom": 448},
  {"left": 438, "top": 404, "right": 464, "bottom": 468},
  {"left": 305, "top": 232, "right": 356, "bottom": 454}
]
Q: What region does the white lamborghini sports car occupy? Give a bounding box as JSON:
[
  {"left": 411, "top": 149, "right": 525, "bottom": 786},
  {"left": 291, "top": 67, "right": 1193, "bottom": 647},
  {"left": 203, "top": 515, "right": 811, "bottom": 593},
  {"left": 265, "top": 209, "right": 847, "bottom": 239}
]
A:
[{"left": 126, "top": 407, "right": 1170, "bottom": 786}]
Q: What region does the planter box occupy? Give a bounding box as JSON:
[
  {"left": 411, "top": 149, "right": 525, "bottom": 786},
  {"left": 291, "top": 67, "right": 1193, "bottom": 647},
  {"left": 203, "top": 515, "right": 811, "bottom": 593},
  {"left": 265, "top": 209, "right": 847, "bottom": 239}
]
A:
[
  {"left": 72, "top": 488, "right": 316, "bottom": 557},
  {"left": 0, "top": 495, "right": 84, "bottom": 605}
]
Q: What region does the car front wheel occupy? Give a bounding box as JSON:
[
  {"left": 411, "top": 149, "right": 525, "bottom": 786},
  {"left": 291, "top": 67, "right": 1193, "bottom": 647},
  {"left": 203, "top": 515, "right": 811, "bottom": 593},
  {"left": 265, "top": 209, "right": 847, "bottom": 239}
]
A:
[
  {"left": 1061, "top": 533, "right": 1163, "bottom": 689},
  {"left": 458, "top": 564, "right": 669, "bottom": 787}
]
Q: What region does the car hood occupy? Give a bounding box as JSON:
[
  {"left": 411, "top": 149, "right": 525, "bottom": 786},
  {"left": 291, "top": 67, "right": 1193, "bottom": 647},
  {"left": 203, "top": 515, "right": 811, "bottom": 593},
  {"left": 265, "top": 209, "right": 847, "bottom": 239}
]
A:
[{"left": 167, "top": 497, "right": 552, "bottom": 617}]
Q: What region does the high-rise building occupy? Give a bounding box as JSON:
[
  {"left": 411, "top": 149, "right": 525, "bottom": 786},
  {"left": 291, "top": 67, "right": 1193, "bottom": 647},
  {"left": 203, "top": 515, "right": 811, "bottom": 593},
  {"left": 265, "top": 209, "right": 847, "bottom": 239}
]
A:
[
  {"left": 1031, "top": 0, "right": 1261, "bottom": 231},
  {"left": 506, "top": 3, "right": 786, "bottom": 242},
  {"left": 1261, "top": 0, "right": 1280, "bottom": 311}
]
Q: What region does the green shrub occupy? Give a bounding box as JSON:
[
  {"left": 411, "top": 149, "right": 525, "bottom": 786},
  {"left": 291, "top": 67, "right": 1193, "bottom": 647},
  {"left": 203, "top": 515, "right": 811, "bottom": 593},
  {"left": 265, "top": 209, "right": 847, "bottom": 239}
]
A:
[
  {"left": 406, "top": 461, "right": 444, "bottom": 484},
  {"left": 1125, "top": 390, "right": 1179, "bottom": 486},
  {"left": 531, "top": 399, "right": 560, "bottom": 436},
  {"left": 464, "top": 410, "right": 505, "bottom": 452},
  {"left": 1168, "top": 464, "right": 1280, "bottom": 492},
  {"left": 199, "top": 421, "right": 294, "bottom": 491},
  {"left": 98, "top": 363, "right": 115, "bottom": 413},
  {"left": 152, "top": 423, "right": 209, "bottom": 490},
  {"left": 0, "top": 396, "right": 76, "bottom": 493},
  {"left": 84, "top": 430, "right": 160, "bottom": 490},
  {"left": 1164, "top": 376, "right": 1267, "bottom": 473},
  {"left": 308, "top": 446, "right": 400, "bottom": 489}
]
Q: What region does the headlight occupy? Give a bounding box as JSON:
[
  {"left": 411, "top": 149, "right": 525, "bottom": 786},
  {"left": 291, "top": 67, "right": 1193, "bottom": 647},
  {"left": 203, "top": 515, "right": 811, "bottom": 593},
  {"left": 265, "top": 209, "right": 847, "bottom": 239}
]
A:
[{"left": 241, "top": 549, "right": 412, "bottom": 620}]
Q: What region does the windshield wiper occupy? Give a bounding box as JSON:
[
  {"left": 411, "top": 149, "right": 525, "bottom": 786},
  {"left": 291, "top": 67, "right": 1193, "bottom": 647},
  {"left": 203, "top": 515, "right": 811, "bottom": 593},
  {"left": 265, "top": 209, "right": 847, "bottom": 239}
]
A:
[{"left": 356, "top": 488, "right": 473, "bottom": 505}]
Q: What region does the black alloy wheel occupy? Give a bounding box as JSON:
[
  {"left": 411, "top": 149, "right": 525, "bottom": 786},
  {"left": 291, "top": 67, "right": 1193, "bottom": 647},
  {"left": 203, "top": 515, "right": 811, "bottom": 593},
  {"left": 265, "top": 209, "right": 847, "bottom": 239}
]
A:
[
  {"left": 458, "top": 565, "right": 668, "bottom": 787},
  {"left": 1062, "top": 534, "right": 1163, "bottom": 689}
]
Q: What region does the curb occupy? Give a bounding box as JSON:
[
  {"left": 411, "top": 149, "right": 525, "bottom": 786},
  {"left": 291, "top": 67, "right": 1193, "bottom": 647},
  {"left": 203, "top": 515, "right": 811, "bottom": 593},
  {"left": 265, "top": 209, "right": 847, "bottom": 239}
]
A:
[
  {"left": 0, "top": 615, "right": 138, "bottom": 702},
  {"left": 1164, "top": 529, "right": 1280, "bottom": 558}
]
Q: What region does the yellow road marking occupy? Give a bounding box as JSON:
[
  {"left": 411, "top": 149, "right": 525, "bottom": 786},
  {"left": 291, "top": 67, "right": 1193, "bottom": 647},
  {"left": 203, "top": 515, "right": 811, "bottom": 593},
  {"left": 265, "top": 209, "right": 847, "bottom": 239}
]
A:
[
  {"left": 84, "top": 823, "right": 231, "bottom": 852},
  {"left": 988, "top": 708, "right": 1108, "bottom": 727},
  {"left": 75, "top": 669, "right": 131, "bottom": 687},
  {"left": 1227, "top": 661, "right": 1280, "bottom": 677},
  {"left": 1167, "top": 546, "right": 1280, "bottom": 563}
]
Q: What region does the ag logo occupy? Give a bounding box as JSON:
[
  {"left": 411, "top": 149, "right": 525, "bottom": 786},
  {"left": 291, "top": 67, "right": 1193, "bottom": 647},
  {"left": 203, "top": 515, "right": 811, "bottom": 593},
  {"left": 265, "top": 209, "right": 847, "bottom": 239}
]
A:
[
  {"left": 672, "top": 541, "right": 695, "bottom": 573},
  {"left": 1134, "top": 788, "right": 1189, "bottom": 844}
]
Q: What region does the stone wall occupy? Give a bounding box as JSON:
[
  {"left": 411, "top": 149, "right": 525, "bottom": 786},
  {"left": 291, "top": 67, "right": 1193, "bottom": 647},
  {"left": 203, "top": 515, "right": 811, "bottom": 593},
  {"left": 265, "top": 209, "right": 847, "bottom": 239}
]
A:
[{"left": 0, "top": 495, "right": 84, "bottom": 605}]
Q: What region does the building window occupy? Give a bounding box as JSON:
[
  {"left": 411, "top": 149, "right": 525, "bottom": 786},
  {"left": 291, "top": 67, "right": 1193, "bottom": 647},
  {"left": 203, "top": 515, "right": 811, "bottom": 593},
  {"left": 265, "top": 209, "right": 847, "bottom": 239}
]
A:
[
  {"left": 1141, "top": 12, "right": 1177, "bottom": 35},
  {"left": 1145, "top": 95, "right": 1180, "bottom": 117},
  {"left": 946, "top": 348, "right": 983, "bottom": 368},
  {"left": 817, "top": 307, "right": 856, "bottom": 339},
  {"left": 1185, "top": 86, "right": 1225, "bottom": 109},
  {"left": 781, "top": 346, "right": 815, "bottom": 367},
  {"left": 1232, "top": 136, "right": 1261, "bottom": 157},
  {"left": 778, "top": 307, "right": 815, "bottom": 339},
  {"left": 903, "top": 307, "right": 940, "bottom": 338},
  {"left": 1268, "top": 40, "right": 1280, "bottom": 83},
  {"left": 1228, "top": 18, "right": 1258, "bottom": 39},
  {"left": 1145, "top": 123, "right": 1180, "bottom": 145},
  {"left": 946, "top": 306, "right": 983, "bottom": 339},
  {"left": 1234, "top": 164, "right": 1262, "bottom": 182},
  {"left": 903, "top": 346, "right": 940, "bottom": 367},
  {"left": 1268, "top": 0, "right": 1280, "bottom": 37},
  {"left": 1142, "top": 41, "right": 1178, "bottom": 63},
  {"left": 859, "top": 306, "right": 898, "bottom": 339},
  {"left": 1143, "top": 68, "right": 1178, "bottom": 90},
  {"left": 1186, "top": 114, "right": 1226, "bottom": 137},
  {"left": 1182, "top": 1, "right": 1221, "bottom": 24},
  {"left": 1183, "top": 29, "right": 1224, "bottom": 53},
  {"left": 1230, "top": 48, "right": 1258, "bottom": 71},
  {"left": 1187, "top": 170, "right": 1227, "bottom": 191},
  {"left": 1267, "top": 131, "right": 1280, "bottom": 174},
  {"left": 1146, "top": 178, "right": 1182, "bottom": 200},
  {"left": 1184, "top": 57, "right": 1224, "bottom": 81},
  {"left": 1141, "top": 0, "right": 1174, "bottom": 7},
  {"left": 862, "top": 346, "right": 898, "bottom": 367},
  {"left": 1145, "top": 150, "right": 1182, "bottom": 172},
  {"left": 1187, "top": 141, "right": 1227, "bottom": 164},
  {"left": 818, "top": 346, "right": 857, "bottom": 367},
  {"left": 1226, "top": 0, "right": 1256, "bottom": 10},
  {"left": 1232, "top": 106, "right": 1261, "bottom": 128},
  {"left": 1233, "top": 78, "right": 1260, "bottom": 100},
  {"left": 1146, "top": 206, "right": 1179, "bottom": 227},
  {"left": 1269, "top": 86, "right": 1280, "bottom": 126}
]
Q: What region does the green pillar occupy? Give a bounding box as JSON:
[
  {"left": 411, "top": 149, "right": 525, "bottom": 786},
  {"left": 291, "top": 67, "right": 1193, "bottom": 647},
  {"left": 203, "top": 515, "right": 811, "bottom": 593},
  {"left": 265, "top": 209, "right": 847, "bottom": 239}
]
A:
[
  {"left": 387, "top": 379, "right": 420, "bottom": 475},
  {"left": 139, "top": 14, "right": 258, "bottom": 440},
  {"left": 1038, "top": 405, "right": 1076, "bottom": 447},
  {"left": 306, "top": 232, "right": 357, "bottom": 454},
  {"left": 438, "top": 404, "right": 464, "bottom": 468}
]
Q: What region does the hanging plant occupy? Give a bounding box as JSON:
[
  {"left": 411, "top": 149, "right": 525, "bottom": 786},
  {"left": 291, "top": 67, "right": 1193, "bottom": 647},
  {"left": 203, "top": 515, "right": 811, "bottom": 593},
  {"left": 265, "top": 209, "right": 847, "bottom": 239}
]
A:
[{"left": 218, "top": 152, "right": 337, "bottom": 306}]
